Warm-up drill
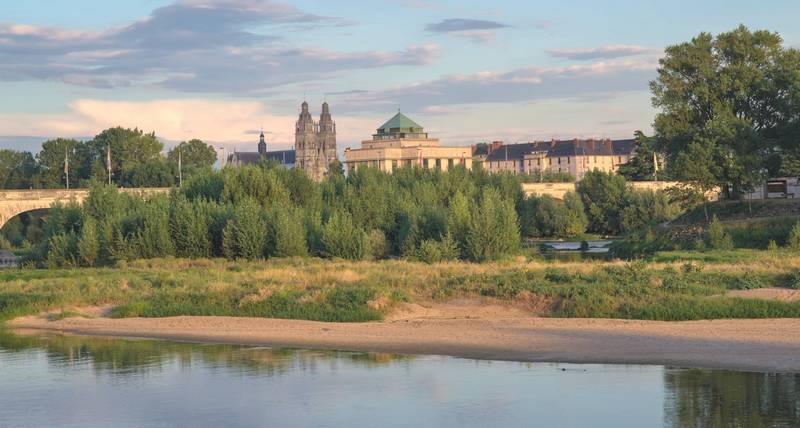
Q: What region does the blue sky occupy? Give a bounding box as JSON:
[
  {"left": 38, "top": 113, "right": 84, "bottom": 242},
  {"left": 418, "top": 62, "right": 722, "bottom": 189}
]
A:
[{"left": 1, "top": 0, "right": 798, "bottom": 152}]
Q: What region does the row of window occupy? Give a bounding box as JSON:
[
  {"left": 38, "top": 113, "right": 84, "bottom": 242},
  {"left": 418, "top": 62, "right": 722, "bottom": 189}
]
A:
[
  {"left": 345, "top": 158, "right": 465, "bottom": 171},
  {"left": 489, "top": 155, "right": 626, "bottom": 169}
]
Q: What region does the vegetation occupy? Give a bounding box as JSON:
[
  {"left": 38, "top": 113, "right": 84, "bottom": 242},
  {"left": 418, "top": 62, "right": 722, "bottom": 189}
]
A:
[
  {"left": 3, "top": 254, "right": 800, "bottom": 323},
  {"left": 652, "top": 25, "right": 800, "bottom": 200},
  {"left": 0, "top": 127, "right": 217, "bottom": 189}
]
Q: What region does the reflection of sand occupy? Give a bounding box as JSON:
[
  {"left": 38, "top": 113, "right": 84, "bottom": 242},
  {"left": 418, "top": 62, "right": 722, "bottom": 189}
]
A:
[
  {"left": 10, "top": 304, "right": 800, "bottom": 372},
  {"left": 727, "top": 287, "right": 800, "bottom": 302}
]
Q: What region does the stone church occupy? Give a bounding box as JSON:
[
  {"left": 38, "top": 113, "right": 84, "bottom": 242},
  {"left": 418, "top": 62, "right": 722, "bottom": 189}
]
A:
[{"left": 226, "top": 101, "right": 337, "bottom": 181}]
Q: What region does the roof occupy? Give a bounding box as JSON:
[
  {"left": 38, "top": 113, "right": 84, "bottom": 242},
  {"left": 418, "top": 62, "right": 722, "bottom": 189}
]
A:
[
  {"left": 0, "top": 250, "right": 16, "bottom": 258},
  {"left": 377, "top": 112, "right": 423, "bottom": 133},
  {"left": 264, "top": 150, "right": 296, "bottom": 164},
  {"left": 485, "top": 139, "right": 636, "bottom": 162},
  {"left": 228, "top": 150, "right": 295, "bottom": 166}
]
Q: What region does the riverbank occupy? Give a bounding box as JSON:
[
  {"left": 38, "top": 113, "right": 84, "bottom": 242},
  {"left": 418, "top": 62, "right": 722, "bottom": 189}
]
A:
[
  {"left": 9, "top": 306, "right": 800, "bottom": 372},
  {"left": 5, "top": 254, "right": 800, "bottom": 323}
]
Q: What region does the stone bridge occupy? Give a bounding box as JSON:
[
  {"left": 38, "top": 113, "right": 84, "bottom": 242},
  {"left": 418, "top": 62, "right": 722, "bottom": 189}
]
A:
[{"left": 0, "top": 188, "right": 171, "bottom": 229}]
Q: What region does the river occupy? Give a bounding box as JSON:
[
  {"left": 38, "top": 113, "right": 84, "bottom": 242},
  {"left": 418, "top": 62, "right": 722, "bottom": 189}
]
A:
[{"left": 0, "top": 330, "right": 798, "bottom": 427}]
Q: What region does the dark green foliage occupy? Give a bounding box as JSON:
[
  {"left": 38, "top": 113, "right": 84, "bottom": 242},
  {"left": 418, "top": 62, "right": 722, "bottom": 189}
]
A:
[
  {"left": 576, "top": 170, "right": 629, "bottom": 235},
  {"left": 269, "top": 206, "right": 308, "bottom": 258},
  {"left": 519, "top": 193, "right": 587, "bottom": 238},
  {"left": 322, "top": 211, "right": 367, "bottom": 260},
  {"left": 652, "top": 25, "right": 800, "bottom": 198},
  {"left": 707, "top": 215, "right": 734, "bottom": 250},
  {"left": 787, "top": 222, "right": 800, "bottom": 251},
  {"left": 465, "top": 188, "right": 520, "bottom": 261}
]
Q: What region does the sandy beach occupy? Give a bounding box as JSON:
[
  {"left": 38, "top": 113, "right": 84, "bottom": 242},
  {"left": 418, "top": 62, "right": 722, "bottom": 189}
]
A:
[{"left": 8, "top": 302, "right": 800, "bottom": 372}]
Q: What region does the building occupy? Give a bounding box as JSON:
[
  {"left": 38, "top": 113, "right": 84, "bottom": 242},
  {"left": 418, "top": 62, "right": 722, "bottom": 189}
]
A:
[
  {"left": 296, "top": 101, "right": 338, "bottom": 181},
  {"left": 0, "top": 250, "right": 19, "bottom": 269},
  {"left": 226, "top": 101, "right": 337, "bottom": 181},
  {"left": 483, "top": 138, "right": 636, "bottom": 180},
  {"left": 343, "top": 112, "right": 472, "bottom": 174},
  {"left": 226, "top": 131, "right": 296, "bottom": 168}
]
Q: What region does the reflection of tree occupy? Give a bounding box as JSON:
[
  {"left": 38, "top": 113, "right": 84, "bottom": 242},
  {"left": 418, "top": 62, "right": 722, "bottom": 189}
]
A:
[
  {"left": 0, "top": 330, "right": 411, "bottom": 377},
  {"left": 664, "top": 368, "right": 800, "bottom": 427}
]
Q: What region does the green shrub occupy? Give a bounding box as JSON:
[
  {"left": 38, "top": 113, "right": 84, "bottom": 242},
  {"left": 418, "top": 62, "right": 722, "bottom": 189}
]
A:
[
  {"left": 322, "top": 211, "right": 367, "bottom": 260},
  {"left": 416, "top": 234, "right": 459, "bottom": 264},
  {"left": 706, "top": 215, "right": 734, "bottom": 250},
  {"left": 787, "top": 222, "right": 800, "bottom": 251}
]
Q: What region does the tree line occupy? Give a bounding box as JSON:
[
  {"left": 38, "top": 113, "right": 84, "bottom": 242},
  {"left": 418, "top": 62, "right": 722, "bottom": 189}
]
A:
[
  {"left": 0, "top": 127, "right": 217, "bottom": 189},
  {"left": 13, "top": 161, "right": 678, "bottom": 267}
]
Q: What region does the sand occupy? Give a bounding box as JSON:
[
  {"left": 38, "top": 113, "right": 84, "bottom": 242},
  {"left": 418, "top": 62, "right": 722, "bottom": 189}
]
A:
[
  {"left": 9, "top": 301, "right": 800, "bottom": 372},
  {"left": 727, "top": 287, "right": 800, "bottom": 302}
]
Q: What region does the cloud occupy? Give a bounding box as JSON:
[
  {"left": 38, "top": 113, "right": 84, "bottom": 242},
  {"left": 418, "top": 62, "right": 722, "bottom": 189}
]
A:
[
  {"left": 0, "top": 0, "right": 438, "bottom": 94},
  {"left": 0, "top": 98, "right": 383, "bottom": 152},
  {"left": 334, "top": 58, "right": 659, "bottom": 113},
  {"left": 425, "top": 18, "right": 508, "bottom": 43},
  {"left": 426, "top": 18, "right": 507, "bottom": 33},
  {"left": 547, "top": 45, "right": 659, "bottom": 61}
]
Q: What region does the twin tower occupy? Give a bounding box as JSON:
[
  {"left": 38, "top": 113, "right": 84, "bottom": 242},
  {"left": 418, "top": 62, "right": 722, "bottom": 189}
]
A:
[{"left": 295, "top": 101, "right": 338, "bottom": 181}]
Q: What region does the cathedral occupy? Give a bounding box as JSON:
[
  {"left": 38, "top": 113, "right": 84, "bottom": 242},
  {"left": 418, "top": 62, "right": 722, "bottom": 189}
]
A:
[{"left": 226, "top": 101, "right": 337, "bottom": 181}]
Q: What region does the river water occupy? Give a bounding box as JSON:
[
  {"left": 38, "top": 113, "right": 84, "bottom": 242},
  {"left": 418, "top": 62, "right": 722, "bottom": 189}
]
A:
[{"left": 0, "top": 330, "right": 798, "bottom": 428}]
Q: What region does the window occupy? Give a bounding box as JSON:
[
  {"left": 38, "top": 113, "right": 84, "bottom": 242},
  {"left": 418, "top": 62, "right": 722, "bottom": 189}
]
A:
[
  {"left": 435, "top": 158, "right": 442, "bottom": 169},
  {"left": 567, "top": 157, "right": 570, "bottom": 164},
  {"left": 392, "top": 160, "right": 398, "bottom": 171},
  {"left": 448, "top": 159, "right": 454, "bottom": 168}
]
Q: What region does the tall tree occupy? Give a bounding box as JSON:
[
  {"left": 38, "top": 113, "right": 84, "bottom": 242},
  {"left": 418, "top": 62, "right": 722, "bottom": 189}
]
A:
[
  {"left": 88, "top": 127, "right": 164, "bottom": 187},
  {"left": 167, "top": 139, "right": 217, "bottom": 182},
  {"left": 36, "top": 138, "right": 82, "bottom": 188},
  {"left": 617, "top": 131, "right": 667, "bottom": 181},
  {"left": 651, "top": 25, "right": 800, "bottom": 198},
  {"left": 0, "top": 150, "right": 38, "bottom": 189}
]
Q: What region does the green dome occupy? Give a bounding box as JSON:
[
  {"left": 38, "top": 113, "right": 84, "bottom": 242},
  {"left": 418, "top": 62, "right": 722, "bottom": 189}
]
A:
[{"left": 377, "top": 112, "right": 424, "bottom": 134}]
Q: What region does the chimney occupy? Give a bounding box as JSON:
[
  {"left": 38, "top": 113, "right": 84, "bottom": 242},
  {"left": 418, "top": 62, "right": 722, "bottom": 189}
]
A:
[
  {"left": 603, "top": 138, "right": 612, "bottom": 151},
  {"left": 489, "top": 141, "right": 503, "bottom": 154}
]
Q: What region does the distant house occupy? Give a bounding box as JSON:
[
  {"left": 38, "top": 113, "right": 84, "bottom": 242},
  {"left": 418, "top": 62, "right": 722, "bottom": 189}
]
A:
[
  {"left": 0, "top": 250, "right": 19, "bottom": 269},
  {"left": 483, "top": 139, "right": 636, "bottom": 180}
]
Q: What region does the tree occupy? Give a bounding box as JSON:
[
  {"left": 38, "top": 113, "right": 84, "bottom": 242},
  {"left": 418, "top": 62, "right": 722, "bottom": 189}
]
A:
[
  {"left": 168, "top": 139, "right": 217, "bottom": 182},
  {"left": 36, "top": 138, "right": 81, "bottom": 188},
  {"left": 77, "top": 218, "right": 100, "bottom": 267},
  {"left": 559, "top": 192, "right": 589, "bottom": 238},
  {"left": 576, "top": 170, "right": 628, "bottom": 235},
  {"left": 706, "top": 215, "right": 734, "bottom": 250},
  {"left": 269, "top": 206, "right": 308, "bottom": 257},
  {"left": 0, "top": 150, "right": 38, "bottom": 189},
  {"left": 617, "top": 131, "right": 667, "bottom": 181},
  {"left": 652, "top": 25, "right": 800, "bottom": 198},
  {"left": 88, "top": 127, "right": 164, "bottom": 187},
  {"left": 321, "top": 211, "right": 367, "bottom": 260},
  {"left": 465, "top": 188, "right": 520, "bottom": 261}
]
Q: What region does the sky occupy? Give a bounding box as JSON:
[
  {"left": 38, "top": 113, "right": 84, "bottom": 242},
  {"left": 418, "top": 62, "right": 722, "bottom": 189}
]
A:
[{"left": 1, "top": 0, "right": 798, "bottom": 153}]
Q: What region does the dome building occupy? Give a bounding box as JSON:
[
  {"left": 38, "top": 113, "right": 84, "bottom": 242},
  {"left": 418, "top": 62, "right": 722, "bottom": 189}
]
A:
[{"left": 343, "top": 112, "right": 472, "bottom": 174}]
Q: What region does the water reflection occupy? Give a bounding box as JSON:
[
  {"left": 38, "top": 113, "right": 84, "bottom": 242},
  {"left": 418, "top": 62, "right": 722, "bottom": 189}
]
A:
[
  {"left": 665, "top": 369, "right": 800, "bottom": 427},
  {"left": 0, "top": 329, "right": 409, "bottom": 376},
  {"left": 1, "top": 329, "right": 799, "bottom": 428}
]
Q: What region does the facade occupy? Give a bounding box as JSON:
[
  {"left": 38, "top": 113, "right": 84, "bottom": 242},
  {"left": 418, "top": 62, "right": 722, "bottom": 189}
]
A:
[
  {"left": 483, "top": 138, "right": 636, "bottom": 180},
  {"left": 295, "top": 101, "right": 338, "bottom": 182},
  {"left": 343, "top": 112, "right": 472, "bottom": 174},
  {"left": 226, "top": 101, "right": 337, "bottom": 181},
  {"left": 0, "top": 250, "right": 19, "bottom": 269},
  {"left": 226, "top": 131, "right": 296, "bottom": 168}
]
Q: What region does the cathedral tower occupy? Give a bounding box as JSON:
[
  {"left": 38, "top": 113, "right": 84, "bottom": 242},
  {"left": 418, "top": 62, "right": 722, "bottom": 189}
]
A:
[
  {"left": 294, "top": 101, "right": 337, "bottom": 181},
  {"left": 317, "top": 102, "right": 338, "bottom": 176}
]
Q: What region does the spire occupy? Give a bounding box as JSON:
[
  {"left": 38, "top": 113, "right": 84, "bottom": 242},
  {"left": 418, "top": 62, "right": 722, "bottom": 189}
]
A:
[{"left": 258, "top": 127, "right": 267, "bottom": 155}]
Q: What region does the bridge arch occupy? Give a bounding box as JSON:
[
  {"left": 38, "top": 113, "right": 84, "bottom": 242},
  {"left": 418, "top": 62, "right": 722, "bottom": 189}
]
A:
[{"left": 0, "top": 188, "right": 171, "bottom": 230}]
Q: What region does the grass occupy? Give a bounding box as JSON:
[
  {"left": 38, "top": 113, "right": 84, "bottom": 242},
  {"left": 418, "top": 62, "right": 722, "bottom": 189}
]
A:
[{"left": 2, "top": 251, "right": 800, "bottom": 323}]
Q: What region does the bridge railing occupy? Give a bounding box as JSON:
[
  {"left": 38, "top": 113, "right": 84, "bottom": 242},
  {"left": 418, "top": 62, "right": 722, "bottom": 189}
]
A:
[{"left": 0, "top": 188, "right": 171, "bottom": 201}]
